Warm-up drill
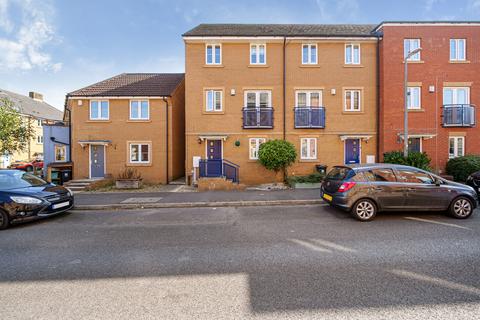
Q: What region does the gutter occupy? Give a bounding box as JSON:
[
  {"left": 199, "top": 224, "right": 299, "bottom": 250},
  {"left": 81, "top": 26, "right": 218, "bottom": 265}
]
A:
[{"left": 163, "top": 96, "right": 169, "bottom": 184}]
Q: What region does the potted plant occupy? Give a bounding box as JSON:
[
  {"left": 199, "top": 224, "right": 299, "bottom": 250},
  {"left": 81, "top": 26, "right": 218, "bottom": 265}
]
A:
[{"left": 115, "top": 168, "right": 142, "bottom": 189}]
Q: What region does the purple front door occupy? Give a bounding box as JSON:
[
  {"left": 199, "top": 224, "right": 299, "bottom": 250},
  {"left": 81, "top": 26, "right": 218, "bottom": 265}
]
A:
[
  {"left": 345, "top": 139, "right": 360, "bottom": 164},
  {"left": 206, "top": 140, "right": 222, "bottom": 176}
]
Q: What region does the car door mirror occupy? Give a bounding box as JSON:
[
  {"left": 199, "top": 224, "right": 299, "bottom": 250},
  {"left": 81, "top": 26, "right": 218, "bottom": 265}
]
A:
[{"left": 434, "top": 178, "right": 442, "bottom": 186}]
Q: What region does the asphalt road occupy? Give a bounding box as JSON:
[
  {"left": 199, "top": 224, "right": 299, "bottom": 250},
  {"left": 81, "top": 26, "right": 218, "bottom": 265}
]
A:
[{"left": 1, "top": 204, "right": 480, "bottom": 320}]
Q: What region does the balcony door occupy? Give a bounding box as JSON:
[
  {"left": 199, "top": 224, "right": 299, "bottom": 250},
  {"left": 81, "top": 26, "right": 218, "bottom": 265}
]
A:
[
  {"left": 443, "top": 87, "right": 469, "bottom": 105},
  {"left": 295, "top": 91, "right": 323, "bottom": 108},
  {"left": 245, "top": 91, "right": 271, "bottom": 108}
]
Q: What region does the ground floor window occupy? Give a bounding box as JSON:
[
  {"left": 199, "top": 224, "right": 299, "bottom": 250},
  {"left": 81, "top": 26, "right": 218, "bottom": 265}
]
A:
[
  {"left": 55, "top": 145, "right": 67, "bottom": 162},
  {"left": 129, "top": 143, "right": 150, "bottom": 163},
  {"left": 249, "top": 138, "right": 266, "bottom": 160},
  {"left": 408, "top": 138, "right": 422, "bottom": 153},
  {"left": 300, "top": 138, "right": 317, "bottom": 160},
  {"left": 449, "top": 136, "right": 464, "bottom": 159}
]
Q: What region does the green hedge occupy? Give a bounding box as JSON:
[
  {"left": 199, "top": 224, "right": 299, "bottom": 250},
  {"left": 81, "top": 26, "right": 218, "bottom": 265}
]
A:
[
  {"left": 383, "top": 151, "right": 431, "bottom": 171},
  {"left": 287, "top": 172, "right": 325, "bottom": 186},
  {"left": 446, "top": 155, "right": 480, "bottom": 182}
]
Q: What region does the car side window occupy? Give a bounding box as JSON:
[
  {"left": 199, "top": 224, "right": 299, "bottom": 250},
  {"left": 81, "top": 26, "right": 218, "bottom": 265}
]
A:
[
  {"left": 364, "top": 168, "right": 397, "bottom": 182},
  {"left": 396, "top": 169, "right": 435, "bottom": 184}
]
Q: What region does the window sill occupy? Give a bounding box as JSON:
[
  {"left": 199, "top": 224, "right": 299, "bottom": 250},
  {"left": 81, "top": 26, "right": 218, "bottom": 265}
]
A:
[
  {"left": 300, "top": 64, "right": 320, "bottom": 68},
  {"left": 248, "top": 64, "right": 269, "bottom": 68},
  {"left": 126, "top": 120, "right": 152, "bottom": 123},
  {"left": 126, "top": 163, "right": 152, "bottom": 167},
  {"left": 449, "top": 60, "right": 470, "bottom": 64},
  {"left": 86, "top": 120, "right": 111, "bottom": 123},
  {"left": 204, "top": 64, "right": 224, "bottom": 68},
  {"left": 202, "top": 111, "right": 225, "bottom": 115},
  {"left": 299, "top": 159, "right": 318, "bottom": 162},
  {"left": 403, "top": 60, "right": 424, "bottom": 64},
  {"left": 408, "top": 108, "right": 424, "bottom": 112},
  {"left": 343, "top": 64, "right": 364, "bottom": 68},
  {"left": 342, "top": 111, "right": 364, "bottom": 115}
]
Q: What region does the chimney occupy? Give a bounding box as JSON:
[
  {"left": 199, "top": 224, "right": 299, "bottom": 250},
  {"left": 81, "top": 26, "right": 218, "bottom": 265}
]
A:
[{"left": 29, "top": 91, "right": 43, "bottom": 102}]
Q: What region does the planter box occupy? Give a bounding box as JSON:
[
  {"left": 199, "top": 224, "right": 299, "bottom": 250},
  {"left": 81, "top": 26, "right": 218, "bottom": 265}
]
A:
[
  {"left": 291, "top": 182, "right": 322, "bottom": 189},
  {"left": 116, "top": 179, "right": 142, "bottom": 189}
]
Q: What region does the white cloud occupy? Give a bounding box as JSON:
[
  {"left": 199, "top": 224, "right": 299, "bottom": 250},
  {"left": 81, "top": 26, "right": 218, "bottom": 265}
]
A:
[{"left": 0, "top": 0, "right": 61, "bottom": 72}]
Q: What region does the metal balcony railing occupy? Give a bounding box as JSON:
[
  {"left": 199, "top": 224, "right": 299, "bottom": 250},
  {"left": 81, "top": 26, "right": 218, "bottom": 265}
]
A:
[
  {"left": 294, "top": 106, "right": 326, "bottom": 128},
  {"left": 199, "top": 159, "right": 240, "bottom": 183},
  {"left": 242, "top": 107, "right": 274, "bottom": 129},
  {"left": 442, "top": 104, "right": 475, "bottom": 127}
]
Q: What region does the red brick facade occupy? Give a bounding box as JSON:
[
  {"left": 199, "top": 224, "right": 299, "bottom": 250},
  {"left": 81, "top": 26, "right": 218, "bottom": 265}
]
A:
[{"left": 379, "top": 23, "right": 480, "bottom": 174}]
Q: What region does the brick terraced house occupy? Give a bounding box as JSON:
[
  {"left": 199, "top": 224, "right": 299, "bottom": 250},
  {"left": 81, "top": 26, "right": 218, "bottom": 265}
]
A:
[
  {"left": 183, "top": 24, "right": 379, "bottom": 185},
  {"left": 377, "top": 21, "right": 480, "bottom": 173},
  {"left": 67, "top": 73, "right": 185, "bottom": 183}
]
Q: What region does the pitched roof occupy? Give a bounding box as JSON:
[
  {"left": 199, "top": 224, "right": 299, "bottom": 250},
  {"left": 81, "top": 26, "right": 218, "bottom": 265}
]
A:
[
  {"left": 0, "top": 89, "right": 63, "bottom": 121},
  {"left": 183, "top": 24, "right": 378, "bottom": 37},
  {"left": 68, "top": 73, "right": 185, "bottom": 97}
]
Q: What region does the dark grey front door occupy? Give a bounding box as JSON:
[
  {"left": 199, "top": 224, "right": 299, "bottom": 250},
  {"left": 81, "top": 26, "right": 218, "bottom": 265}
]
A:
[{"left": 90, "top": 145, "right": 105, "bottom": 178}]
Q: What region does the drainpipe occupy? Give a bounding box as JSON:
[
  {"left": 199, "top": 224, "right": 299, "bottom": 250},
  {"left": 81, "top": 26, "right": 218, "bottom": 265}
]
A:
[
  {"left": 376, "top": 37, "right": 380, "bottom": 162},
  {"left": 163, "top": 96, "right": 169, "bottom": 184},
  {"left": 283, "top": 36, "right": 287, "bottom": 141}
]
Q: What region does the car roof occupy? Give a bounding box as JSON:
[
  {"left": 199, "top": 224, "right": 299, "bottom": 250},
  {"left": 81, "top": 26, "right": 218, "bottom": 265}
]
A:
[{"left": 337, "top": 163, "right": 427, "bottom": 171}]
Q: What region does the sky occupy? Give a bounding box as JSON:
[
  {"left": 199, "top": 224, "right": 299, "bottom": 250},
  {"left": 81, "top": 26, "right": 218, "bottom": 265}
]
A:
[{"left": 0, "top": 0, "right": 479, "bottom": 110}]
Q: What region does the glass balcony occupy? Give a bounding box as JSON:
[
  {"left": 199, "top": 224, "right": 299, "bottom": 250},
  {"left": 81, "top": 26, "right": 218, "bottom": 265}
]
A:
[
  {"left": 442, "top": 104, "right": 475, "bottom": 127},
  {"left": 242, "top": 107, "right": 274, "bottom": 129},
  {"left": 294, "top": 106, "right": 326, "bottom": 128}
]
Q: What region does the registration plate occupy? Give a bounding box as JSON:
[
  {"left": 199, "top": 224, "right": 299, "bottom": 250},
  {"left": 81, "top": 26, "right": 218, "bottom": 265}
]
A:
[
  {"left": 52, "top": 201, "right": 70, "bottom": 209},
  {"left": 322, "top": 193, "right": 333, "bottom": 201}
]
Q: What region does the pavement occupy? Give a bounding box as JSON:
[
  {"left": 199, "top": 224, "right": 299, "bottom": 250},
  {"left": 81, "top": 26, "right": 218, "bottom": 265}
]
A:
[
  {"left": 74, "top": 189, "right": 322, "bottom": 209},
  {"left": 1, "top": 204, "right": 480, "bottom": 319}
]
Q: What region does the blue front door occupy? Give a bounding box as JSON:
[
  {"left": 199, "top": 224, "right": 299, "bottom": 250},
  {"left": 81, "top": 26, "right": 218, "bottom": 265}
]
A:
[
  {"left": 90, "top": 145, "right": 105, "bottom": 178},
  {"left": 345, "top": 139, "right": 360, "bottom": 164},
  {"left": 206, "top": 140, "right": 222, "bottom": 176}
]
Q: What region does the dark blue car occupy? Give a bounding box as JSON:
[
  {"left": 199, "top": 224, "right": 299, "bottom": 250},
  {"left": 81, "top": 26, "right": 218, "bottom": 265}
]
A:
[{"left": 0, "top": 170, "right": 74, "bottom": 230}]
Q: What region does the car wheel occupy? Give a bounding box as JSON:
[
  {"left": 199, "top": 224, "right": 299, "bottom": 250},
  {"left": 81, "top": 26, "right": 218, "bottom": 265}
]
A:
[
  {"left": 351, "top": 199, "right": 377, "bottom": 222},
  {"left": 0, "top": 210, "right": 10, "bottom": 230},
  {"left": 25, "top": 166, "right": 33, "bottom": 172},
  {"left": 449, "top": 197, "right": 474, "bottom": 219}
]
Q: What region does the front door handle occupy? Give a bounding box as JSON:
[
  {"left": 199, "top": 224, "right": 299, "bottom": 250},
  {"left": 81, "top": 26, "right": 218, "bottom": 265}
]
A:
[{"left": 373, "top": 187, "right": 383, "bottom": 191}]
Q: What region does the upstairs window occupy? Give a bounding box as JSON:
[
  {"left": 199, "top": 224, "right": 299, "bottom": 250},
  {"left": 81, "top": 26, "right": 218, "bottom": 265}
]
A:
[
  {"left": 344, "top": 90, "right": 361, "bottom": 112},
  {"left": 130, "top": 100, "right": 149, "bottom": 120},
  {"left": 404, "top": 39, "right": 421, "bottom": 61},
  {"left": 206, "top": 44, "right": 221, "bottom": 65},
  {"left": 296, "top": 91, "right": 322, "bottom": 107},
  {"left": 206, "top": 90, "right": 222, "bottom": 112},
  {"left": 302, "top": 44, "right": 317, "bottom": 64},
  {"left": 250, "top": 44, "right": 266, "bottom": 64},
  {"left": 450, "top": 39, "right": 466, "bottom": 61},
  {"left": 245, "top": 91, "right": 271, "bottom": 108},
  {"left": 407, "top": 87, "right": 421, "bottom": 110},
  {"left": 443, "top": 87, "right": 470, "bottom": 105},
  {"left": 345, "top": 44, "right": 360, "bottom": 64},
  {"left": 90, "top": 100, "right": 109, "bottom": 120}
]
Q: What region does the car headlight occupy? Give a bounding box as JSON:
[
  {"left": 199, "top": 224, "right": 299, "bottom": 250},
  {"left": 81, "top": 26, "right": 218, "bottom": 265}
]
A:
[
  {"left": 66, "top": 188, "right": 74, "bottom": 197},
  {"left": 10, "top": 196, "right": 43, "bottom": 204}
]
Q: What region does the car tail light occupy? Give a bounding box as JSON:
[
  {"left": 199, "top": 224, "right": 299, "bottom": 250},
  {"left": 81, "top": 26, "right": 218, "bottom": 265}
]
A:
[{"left": 338, "top": 181, "right": 356, "bottom": 192}]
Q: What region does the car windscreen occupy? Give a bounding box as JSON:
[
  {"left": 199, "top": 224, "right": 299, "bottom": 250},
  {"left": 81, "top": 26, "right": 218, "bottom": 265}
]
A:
[
  {"left": 325, "top": 167, "right": 354, "bottom": 181},
  {"left": 0, "top": 171, "right": 48, "bottom": 190}
]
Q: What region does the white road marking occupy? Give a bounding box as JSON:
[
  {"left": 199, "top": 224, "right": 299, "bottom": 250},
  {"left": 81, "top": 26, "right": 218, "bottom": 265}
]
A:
[
  {"left": 404, "top": 217, "right": 471, "bottom": 230},
  {"left": 390, "top": 269, "right": 480, "bottom": 296},
  {"left": 289, "top": 239, "right": 332, "bottom": 253},
  {"left": 120, "top": 197, "right": 163, "bottom": 204},
  {"left": 310, "top": 239, "right": 357, "bottom": 253}
]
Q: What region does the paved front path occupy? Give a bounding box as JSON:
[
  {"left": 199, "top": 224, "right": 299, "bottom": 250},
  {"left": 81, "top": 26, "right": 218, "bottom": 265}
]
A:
[
  {"left": 74, "top": 189, "right": 320, "bottom": 206},
  {"left": 1, "top": 205, "right": 480, "bottom": 319}
]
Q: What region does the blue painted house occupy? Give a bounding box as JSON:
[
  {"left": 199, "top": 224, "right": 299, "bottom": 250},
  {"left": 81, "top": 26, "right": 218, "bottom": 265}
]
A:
[{"left": 43, "top": 122, "right": 71, "bottom": 183}]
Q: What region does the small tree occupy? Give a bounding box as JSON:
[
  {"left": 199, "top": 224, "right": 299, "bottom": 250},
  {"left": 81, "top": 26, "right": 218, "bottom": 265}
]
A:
[
  {"left": 383, "top": 150, "right": 431, "bottom": 171},
  {"left": 258, "top": 140, "right": 297, "bottom": 175},
  {"left": 0, "top": 98, "right": 35, "bottom": 156}
]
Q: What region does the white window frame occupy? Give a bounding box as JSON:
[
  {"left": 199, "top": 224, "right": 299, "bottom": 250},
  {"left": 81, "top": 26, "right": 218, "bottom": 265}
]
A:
[
  {"left": 244, "top": 90, "right": 272, "bottom": 108},
  {"left": 55, "top": 145, "right": 67, "bottom": 162},
  {"left": 449, "top": 136, "right": 465, "bottom": 159},
  {"left": 295, "top": 90, "right": 323, "bottom": 107},
  {"left": 344, "top": 89, "right": 361, "bottom": 112},
  {"left": 443, "top": 87, "right": 470, "bottom": 105},
  {"left": 407, "top": 87, "right": 421, "bottom": 110},
  {"left": 89, "top": 100, "right": 109, "bottom": 120},
  {"left": 345, "top": 43, "right": 360, "bottom": 65},
  {"left": 302, "top": 44, "right": 318, "bottom": 64},
  {"left": 300, "top": 138, "right": 317, "bottom": 160},
  {"left": 404, "top": 39, "right": 421, "bottom": 61},
  {"left": 206, "top": 44, "right": 221, "bottom": 65},
  {"left": 129, "top": 100, "right": 150, "bottom": 120},
  {"left": 249, "top": 138, "right": 266, "bottom": 160},
  {"left": 205, "top": 90, "right": 223, "bottom": 112},
  {"left": 450, "top": 39, "right": 466, "bottom": 61},
  {"left": 129, "top": 143, "right": 151, "bottom": 164},
  {"left": 250, "top": 44, "right": 266, "bottom": 65}
]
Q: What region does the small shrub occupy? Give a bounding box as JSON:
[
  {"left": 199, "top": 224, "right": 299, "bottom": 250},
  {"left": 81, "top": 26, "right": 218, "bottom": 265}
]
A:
[
  {"left": 117, "top": 168, "right": 142, "bottom": 180},
  {"left": 287, "top": 172, "right": 325, "bottom": 186},
  {"left": 446, "top": 155, "right": 480, "bottom": 182},
  {"left": 258, "top": 140, "right": 297, "bottom": 173},
  {"left": 383, "top": 151, "right": 431, "bottom": 171},
  {"left": 84, "top": 178, "right": 115, "bottom": 191}
]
